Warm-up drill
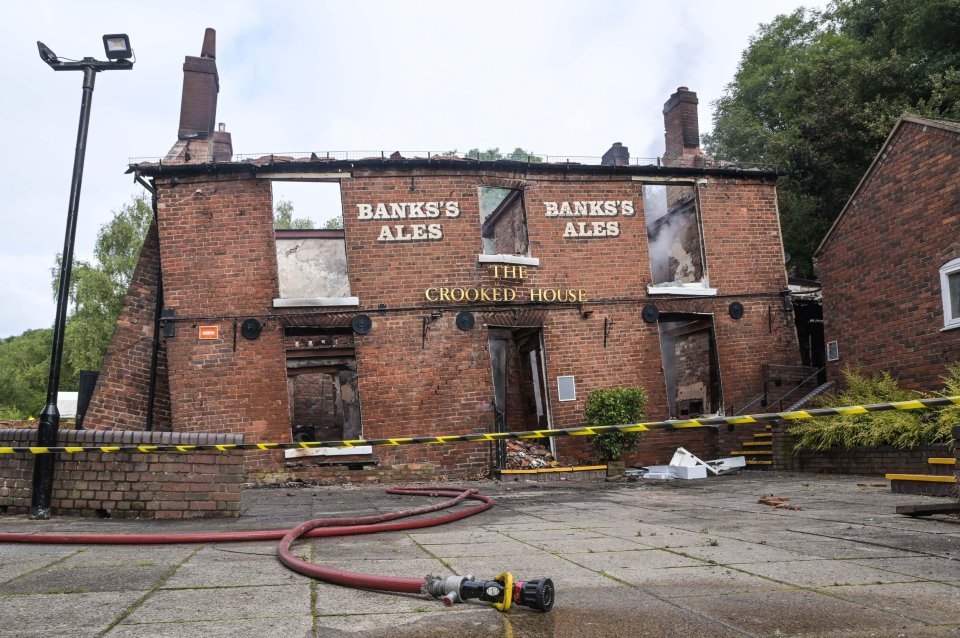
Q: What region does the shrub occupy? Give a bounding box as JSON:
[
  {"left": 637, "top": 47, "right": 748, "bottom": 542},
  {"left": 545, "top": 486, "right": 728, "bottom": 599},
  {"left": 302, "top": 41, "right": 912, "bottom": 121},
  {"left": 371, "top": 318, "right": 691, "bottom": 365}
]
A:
[
  {"left": 788, "top": 366, "right": 953, "bottom": 451},
  {"left": 584, "top": 387, "right": 647, "bottom": 462}
]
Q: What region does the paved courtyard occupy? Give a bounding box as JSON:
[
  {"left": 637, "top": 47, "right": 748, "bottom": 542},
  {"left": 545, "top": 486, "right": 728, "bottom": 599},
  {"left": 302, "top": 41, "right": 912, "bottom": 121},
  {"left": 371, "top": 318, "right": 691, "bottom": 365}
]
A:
[{"left": 2, "top": 472, "right": 959, "bottom": 637}]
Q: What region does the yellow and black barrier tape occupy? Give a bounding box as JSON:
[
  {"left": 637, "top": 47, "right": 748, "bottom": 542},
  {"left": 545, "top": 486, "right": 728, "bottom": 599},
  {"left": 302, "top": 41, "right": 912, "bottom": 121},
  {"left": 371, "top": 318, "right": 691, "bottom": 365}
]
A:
[{"left": 2, "top": 396, "right": 958, "bottom": 456}]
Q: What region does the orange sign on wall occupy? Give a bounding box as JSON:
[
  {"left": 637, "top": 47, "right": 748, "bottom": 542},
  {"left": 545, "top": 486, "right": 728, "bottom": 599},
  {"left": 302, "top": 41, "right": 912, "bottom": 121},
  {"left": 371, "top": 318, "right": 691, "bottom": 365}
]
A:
[{"left": 198, "top": 325, "right": 219, "bottom": 340}]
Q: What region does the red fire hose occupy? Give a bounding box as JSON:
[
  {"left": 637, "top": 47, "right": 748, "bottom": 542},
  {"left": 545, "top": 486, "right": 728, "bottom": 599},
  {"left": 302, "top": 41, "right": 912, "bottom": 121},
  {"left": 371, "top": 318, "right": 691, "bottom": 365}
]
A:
[{"left": 0, "top": 486, "right": 554, "bottom": 611}]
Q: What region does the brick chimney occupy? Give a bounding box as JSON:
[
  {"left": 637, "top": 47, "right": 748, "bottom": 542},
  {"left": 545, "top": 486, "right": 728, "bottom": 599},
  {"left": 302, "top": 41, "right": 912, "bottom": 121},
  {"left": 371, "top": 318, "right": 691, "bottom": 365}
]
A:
[
  {"left": 165, "top": 28, "right": 232, "bottom": 164},
  {"left": 601, "top": 142, "right": 630, "bottom": 166},
  {"left": 663, "top": 87, "right": 701, "bottom": 166}
]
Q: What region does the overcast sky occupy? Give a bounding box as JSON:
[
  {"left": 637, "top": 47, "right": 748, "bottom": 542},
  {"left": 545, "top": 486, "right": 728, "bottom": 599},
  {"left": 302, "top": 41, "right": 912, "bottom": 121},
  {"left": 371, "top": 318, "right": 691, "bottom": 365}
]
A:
[{"left": 0, "top": 0, "right": 826, "bottom": 339}]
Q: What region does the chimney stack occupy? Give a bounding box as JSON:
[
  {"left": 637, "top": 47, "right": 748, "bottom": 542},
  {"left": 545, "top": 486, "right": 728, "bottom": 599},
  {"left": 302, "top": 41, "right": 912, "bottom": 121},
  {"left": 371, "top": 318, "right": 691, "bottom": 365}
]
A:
[
  {"left": 663, "top": 86, "right": 701, "bottom": 166},
  {"left": 166, "top": 28, "right": 232, "bottom": 164},
  {"left": 601, "top": 142, "right": 630, "bottom": 166}
]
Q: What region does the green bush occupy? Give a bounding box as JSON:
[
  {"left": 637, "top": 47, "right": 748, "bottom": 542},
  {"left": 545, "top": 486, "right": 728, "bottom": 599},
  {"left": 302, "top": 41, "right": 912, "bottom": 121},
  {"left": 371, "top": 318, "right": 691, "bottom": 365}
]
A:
[
  {"left": 788, "top": 366, "right": 955, "bottom": 451},
  {"left": 585, "top": 387, "right": 647, "bottom": 462}
]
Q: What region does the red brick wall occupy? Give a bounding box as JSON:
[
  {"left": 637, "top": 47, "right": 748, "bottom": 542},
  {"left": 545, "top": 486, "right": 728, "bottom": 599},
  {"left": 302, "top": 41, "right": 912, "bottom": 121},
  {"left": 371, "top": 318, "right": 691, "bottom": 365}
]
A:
[
  {"left": 84, "top": 221, "right": 171, "bottom": 431},
  {"left": 99, "top": 162, "right": 797, "bottom": 481},
  {"left": 154, "top": 175, "right": 291, "bottom": 472},
  {"left": 333, "top": 168, "right": 797, "bottom": 474},
  {"left": 0, "top": 429, "right": 244, "bottom": 519},
  {"left": 817, "top": 120, "right": 960, "bottom": 391}
]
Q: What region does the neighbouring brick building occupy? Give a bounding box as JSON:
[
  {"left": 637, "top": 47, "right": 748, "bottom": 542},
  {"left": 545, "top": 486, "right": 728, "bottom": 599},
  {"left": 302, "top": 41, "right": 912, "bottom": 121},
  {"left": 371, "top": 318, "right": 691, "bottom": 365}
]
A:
[
  {"left": 816, "top": 114, "right": 960, "bottom": 391},
  {"left": 80, "top": 30, "right": 801, "bottom": 481}
]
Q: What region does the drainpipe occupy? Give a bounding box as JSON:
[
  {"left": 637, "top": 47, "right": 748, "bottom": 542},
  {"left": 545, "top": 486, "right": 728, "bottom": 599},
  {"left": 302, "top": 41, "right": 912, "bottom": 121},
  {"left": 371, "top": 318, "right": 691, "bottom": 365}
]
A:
[{"left": 145, "top": 189, "right": 161, "bottom": 432}]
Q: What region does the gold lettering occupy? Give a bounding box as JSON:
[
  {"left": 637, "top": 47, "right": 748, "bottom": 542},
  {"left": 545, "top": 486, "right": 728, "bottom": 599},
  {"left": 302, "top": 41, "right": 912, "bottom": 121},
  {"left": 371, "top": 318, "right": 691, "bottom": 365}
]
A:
[
  {"left": 578, "top": 290, "right": 587, "bottom": 302},
  {"left": 492, "top": 288, "right": 502, "bottom": 302},
  {"left": 439, "top": 288, "right": 451, "bottom": 301},
  {"left": 505, "top": 288, "right": 516, "bottom": 301},
  {"left": 425, "top": 288, "right": 437, "bottom": 301},
  {"left": 450, "top": 288, "right": 465, "bottom": 302},
  {"left": 480, "top": 288, "right": 491, "bottom": 301},
  {"left": 530, "top": 288, "right": 543, "bottom": 302},
  {"left": 465, "top": 288, "right": 479, "bottom": 302}
]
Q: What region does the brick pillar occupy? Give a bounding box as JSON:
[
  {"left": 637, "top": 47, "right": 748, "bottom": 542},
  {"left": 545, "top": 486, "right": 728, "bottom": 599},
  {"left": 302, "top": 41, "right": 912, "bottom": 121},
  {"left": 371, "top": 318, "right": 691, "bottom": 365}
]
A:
[{"left": 663, "top": 86, "right": 701, "bottom": 166}]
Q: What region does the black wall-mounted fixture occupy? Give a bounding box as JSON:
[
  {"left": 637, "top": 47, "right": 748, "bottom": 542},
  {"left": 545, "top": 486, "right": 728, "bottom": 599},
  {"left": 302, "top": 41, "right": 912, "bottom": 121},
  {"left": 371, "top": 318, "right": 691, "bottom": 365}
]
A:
[
  {"left": 161, "top": 308, "right": 177, "bottom": 338},
  {"left": 455, "top": 311, "right": 475, "bottom": 331},
  {"left": 240, "top": 318, "right": 262, "bottom": 340},
  {"left": 352, "top": 314, "right": 373, "bottom": 335},
  {"left": 642, "top": 304, "right": 660, "bottom": 323},
  {"left": 780, "top": 289, "right": 794, "bottom": 313},
  {"left": 729, "top": 302, "right": 744, "bottom": 320}
]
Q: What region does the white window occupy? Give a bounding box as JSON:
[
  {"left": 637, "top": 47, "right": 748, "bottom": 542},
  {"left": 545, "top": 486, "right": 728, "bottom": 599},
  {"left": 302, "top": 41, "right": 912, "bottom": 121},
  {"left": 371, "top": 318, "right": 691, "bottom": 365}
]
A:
[{"left": 940, "top": 257, "right": 960, "bottom": 330}]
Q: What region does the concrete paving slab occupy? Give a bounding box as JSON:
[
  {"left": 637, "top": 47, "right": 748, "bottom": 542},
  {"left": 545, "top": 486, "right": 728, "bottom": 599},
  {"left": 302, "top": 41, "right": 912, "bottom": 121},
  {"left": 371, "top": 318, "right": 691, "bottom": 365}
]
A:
[
  {"left": 1, "top": 590, "right": 144, "bottom": 638},
  {"left": 3, "top": 473, "right": 960, "bottom": 637},
  {"left": 631, "top": 564, "right": 793, "bottom": 598},
  {"left": 0, "top": 562, "right": 171, "bottom": 595},
  {"left": 106, "top": 616, "right": 314, "bottom": 638},
  {"left": 736, "top": 558, "right": 921, "bottom": 588},
  {"left": 418, "top": 538, "right": 534, "bottom": 558},
  {"left": 677, "top": 537, "right": 816, "bottom": 564},
  {"left": 825, "top": 581, "right": 960, "bottom": 625},
  {"left": 673, "top": 588, "right": 925, "bottom": 636},
  {"left": 162, "top": 545, "right": 302, "bottom": 588},
  {"left": 851, "top": 556, "right": 960, "bottom": 583},
  {"left": 124, "top": 583, "right": 310, "bottom": 624}
]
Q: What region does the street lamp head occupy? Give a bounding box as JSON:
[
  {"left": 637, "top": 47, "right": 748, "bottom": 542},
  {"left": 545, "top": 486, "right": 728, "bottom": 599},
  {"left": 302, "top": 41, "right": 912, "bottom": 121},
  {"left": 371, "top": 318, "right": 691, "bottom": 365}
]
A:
[
  {"left": 102, "top": 34, "right": 132, "bottom": 60},
  {"left": 37, "top": 41, "right": 59, "bottom": 67}
]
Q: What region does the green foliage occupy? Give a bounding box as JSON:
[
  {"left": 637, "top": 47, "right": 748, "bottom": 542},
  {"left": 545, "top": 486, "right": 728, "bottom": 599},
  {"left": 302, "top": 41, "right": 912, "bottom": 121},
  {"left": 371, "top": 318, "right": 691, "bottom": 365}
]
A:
[
  {"left": 274, "top": 199, "right": 313, "bottom": 229},
  {"left": 323, "top": 215, "right": 344, "bottom": 229},
  {"left": 787, "top": 366, "right": 954, "bottom": 450},
  {"left": 934, "top": 363, "right": 960, "bottom": 441},
  {"left": 464, "top": 147, "right": 542, "bottom": 162},
  {"left": 0, "top": 328, "right": 75, "bottom": 419},
  {"left": 584, "top": 387, "right": 647, "bottom": 462},
  {"left": 53, "top": 193, "right": 152, "bottom": 373},
  {"left": 704, "top": 0, "right": 960, "bottom": 276}
]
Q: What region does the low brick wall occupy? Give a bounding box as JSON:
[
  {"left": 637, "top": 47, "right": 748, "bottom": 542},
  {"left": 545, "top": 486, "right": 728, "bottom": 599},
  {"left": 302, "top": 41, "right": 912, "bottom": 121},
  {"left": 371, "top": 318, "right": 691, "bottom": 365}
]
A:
[
  {"left": 772, "top": 425, "right": 954, "bottom": 476},
  {"left": 0, "top": 429, "right": 245, "bottom": 519}
]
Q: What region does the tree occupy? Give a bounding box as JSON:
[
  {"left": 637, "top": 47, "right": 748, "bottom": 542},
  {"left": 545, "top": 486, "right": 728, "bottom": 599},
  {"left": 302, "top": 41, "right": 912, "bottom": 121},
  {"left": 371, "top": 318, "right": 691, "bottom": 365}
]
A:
[
  {"left": 0, "top": 328, "right": 77, "bottom": 419},
  {"left": 274, "top": 198, "right": 313, "bottom": 229},
  {"left": 324, "top": 215, "right": 344, "bottom": 229},
  {"left": 52, "top": 194, "right": 153, "bottom": 373},
  {"left": 704, "top": 0, "right": 960, "bottom": 276},
  {"left": 464, "top": 147, "right": 542, "bottom": 162}
]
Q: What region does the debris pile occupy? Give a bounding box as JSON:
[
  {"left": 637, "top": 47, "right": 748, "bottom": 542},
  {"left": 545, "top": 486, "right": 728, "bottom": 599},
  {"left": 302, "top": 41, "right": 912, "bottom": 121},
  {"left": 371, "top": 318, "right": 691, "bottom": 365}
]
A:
[
  {"left": 506, "top": 440, "right": 557, "bottom": 470},
  {"left": 758, "top": 495, "right": 803, "bottom": 511}
]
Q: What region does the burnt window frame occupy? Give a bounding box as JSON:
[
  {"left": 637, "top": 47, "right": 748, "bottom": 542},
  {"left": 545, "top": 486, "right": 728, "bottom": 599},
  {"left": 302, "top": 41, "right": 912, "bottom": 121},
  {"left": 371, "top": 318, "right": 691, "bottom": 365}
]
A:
[
  {"left": 640, "top": 179, "right": 716, "bottom": 296},
  {"left": 477, "top": 184, "right": 539, "bottom": 267}
]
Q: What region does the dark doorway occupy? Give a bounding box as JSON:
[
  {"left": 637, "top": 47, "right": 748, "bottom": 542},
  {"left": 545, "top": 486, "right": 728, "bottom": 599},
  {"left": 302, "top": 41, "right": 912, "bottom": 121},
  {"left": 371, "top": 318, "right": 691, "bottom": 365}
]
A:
[
  {"left": 488, "top": 327, "right": 551, "bottom": 469},
  {"left": 284, "top": 327, "right": 361, "bottom": 442},
  {"left": 657, "top": 314, "right": 722, "bottom": 418}
]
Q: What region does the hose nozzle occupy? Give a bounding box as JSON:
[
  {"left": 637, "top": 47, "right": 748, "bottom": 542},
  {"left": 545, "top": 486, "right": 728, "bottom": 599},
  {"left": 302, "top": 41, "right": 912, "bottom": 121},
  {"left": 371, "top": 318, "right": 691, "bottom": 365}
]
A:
[{"left": 424, "top": 572, "right": 554, "bottom": 612}]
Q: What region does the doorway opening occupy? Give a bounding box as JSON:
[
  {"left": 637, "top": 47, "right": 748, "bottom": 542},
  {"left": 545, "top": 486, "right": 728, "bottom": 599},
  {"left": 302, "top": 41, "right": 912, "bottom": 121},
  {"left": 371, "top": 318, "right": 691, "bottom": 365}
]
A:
[
  {"left": 657, "top": 314, "right": 722, "bottom": 418},
  {"left": 488, "top": 327, "right": 552, "bottom": 469},
  {"left": 284, "top": 326, "right": 361, "bottom": 443}
]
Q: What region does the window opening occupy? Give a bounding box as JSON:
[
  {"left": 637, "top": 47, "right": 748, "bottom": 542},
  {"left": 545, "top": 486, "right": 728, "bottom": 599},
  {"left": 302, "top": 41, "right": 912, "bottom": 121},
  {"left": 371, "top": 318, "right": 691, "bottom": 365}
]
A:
[
  {"left": 272, "top": 181, "right": 355, "bottom": 306},
  {"left": 657, "top": 314, "right": 722, "bottom": 418},
  {"left": 644, "top": 183, "right": 710, "bottom": 293},
  {"left": 480, "top": 186, "right": 529, "bottom": 257},
  {"left": 941, "top": 257, "right": 960, "bottom": 330},
  {"left": 285, "top": 327, "right": 362, "bottom": 446},
  {"left": 273, "top": 181, "right": 343, "bottom": 230}
]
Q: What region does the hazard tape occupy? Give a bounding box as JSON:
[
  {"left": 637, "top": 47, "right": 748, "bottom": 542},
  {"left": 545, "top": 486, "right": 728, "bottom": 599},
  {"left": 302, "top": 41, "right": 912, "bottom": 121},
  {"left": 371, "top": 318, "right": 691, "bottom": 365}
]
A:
[{"left": 2, "top": 396, "right": 958, "bottom": 456}]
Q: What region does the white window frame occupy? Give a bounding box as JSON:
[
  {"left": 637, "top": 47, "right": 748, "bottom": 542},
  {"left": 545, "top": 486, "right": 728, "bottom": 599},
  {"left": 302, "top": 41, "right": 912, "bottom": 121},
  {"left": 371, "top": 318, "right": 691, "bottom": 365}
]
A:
[{"left": 940, "top": 257, "right": 960, "bottom": 331}]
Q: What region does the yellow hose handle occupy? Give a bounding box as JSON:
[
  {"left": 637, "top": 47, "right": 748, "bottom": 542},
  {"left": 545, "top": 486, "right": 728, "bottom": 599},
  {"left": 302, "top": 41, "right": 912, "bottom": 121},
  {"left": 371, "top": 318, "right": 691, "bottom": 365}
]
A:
[{"left": 492, "top": 572, "right": 514, "bottom": 612}]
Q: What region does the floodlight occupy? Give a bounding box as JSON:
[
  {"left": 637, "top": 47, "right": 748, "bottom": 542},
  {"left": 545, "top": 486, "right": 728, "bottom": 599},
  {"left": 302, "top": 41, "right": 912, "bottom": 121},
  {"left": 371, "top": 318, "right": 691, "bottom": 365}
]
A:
[{"left": 102, "top": 34, "right": 132, "bottom": 60}]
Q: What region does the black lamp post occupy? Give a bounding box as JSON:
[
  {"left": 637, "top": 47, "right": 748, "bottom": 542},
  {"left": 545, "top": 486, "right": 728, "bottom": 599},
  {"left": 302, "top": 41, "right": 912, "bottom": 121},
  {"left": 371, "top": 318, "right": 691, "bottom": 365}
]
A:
[{"left": 30, "top": 35, "right": 134, "bottom": 519}]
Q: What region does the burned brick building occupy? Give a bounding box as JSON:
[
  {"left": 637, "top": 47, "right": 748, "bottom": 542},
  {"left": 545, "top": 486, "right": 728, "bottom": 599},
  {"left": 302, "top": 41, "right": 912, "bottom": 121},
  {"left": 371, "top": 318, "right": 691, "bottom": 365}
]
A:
[{"left": 84, "top": 32, "right": 801, "bottom": 481}]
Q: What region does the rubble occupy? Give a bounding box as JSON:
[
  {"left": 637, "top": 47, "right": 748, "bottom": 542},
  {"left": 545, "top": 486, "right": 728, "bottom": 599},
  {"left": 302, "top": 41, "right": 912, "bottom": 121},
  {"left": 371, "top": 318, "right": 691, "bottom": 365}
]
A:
[{"left": 506, "top": 440, "right": 558, "bottom": 470}]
